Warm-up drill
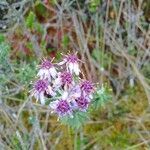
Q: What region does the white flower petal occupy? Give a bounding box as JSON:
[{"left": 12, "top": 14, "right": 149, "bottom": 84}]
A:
[
  {"left": 73, "top": 63, "right": 80, "bottom": 75},
  {"left": 62, "top": 91, "right": 68, "bottom": 100},
  {"left": 49, "top": 67, "right": 57, "bottom": 78},
  {"left": 68, "top": 63, "right": 74, "bottom": 74},
  {"left": 53, "top": 77, "right": 62, "bottom": 88},
  {"left": 37, "top": 69, "right": 43, "bottom": 78},
  {"left": 58, "top": 59, "right": 67, "bottom": 65},
  {"left": 37, "top": 69, "right": 51, "bottom": 81},
  {"left": 39, "top": 93, "right": 45, "bottom": 105}
]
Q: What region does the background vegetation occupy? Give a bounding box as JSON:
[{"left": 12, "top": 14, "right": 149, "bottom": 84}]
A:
[{"left": 0, "top": 0, "right": 150, "bottom": 149}]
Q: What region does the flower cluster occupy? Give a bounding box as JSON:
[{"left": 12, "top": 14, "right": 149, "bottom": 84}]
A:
[{"left": 31, "top": 53, "right": 95, "bottom": 119}]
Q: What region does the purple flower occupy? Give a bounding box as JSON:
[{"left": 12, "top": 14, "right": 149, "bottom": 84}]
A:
[
  {"left": 56, "top": 100, "right": 71, "bottom": 115},
  {"left": 37, "top": 59, "right": 57, "bottom": 81},
  {"left": 59, "top": 53, "right": 80, "bottom": 75},
  {"left": 34, "top": 79, "right": 48, "bottom": 92},
  {"left": 31, "top": 79, "right": 55, "bottom": 105},
  {"left": 40, "top": 59, "right": 53, "bottom": 69},
  {"left": 80, "top": 80, "right": 94, "bottom": 94},
  {"left": 66, "top": 54, "right": 78, "bottom": 63},
  {"left": 50, "top": 100, "right": 72, "bottom": 117},
  {"left": 31, "top": 52, "right": 96, "bottom": 122},
  {"left": 75, "top": 96, "right": 89, "bottom": 111},
  {"left": 61, "top": 71, "right": 73, "bottom": 85},
  {"left": 53, "top": 72, "right": 73, "bottom": 89}
]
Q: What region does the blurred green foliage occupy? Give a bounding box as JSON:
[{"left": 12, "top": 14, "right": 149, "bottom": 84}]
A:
[
  {"left": 0, "top": 33, "right": 37, "bottom": 96},
  {"left": 92, "top": 49, "right": 112, "bottom": 69},
  {"left": 17, "top": 62, "right": 37, "bottom": 86}
]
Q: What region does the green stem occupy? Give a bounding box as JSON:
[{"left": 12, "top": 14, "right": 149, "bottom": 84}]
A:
[
  {"left": 74, "top": 127, "right": 84, "bottom": 150},
  {"left": 80, "top": 127, "right": 83, "bottom": 150},
  {"left": 68, "top": 126, "right": 72, "bottom": 150},
  {"left": 74, "top": 130, "right": 78, "bottom": 150}
]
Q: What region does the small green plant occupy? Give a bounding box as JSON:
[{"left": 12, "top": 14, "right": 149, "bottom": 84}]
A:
[
  {"left": 30, "top": 53, "right": 111, "bottom": 130},
  {"left": 25, "top": 11, "right": 36, "bottom": 29}
]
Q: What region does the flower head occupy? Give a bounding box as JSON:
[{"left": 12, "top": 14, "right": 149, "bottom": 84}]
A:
[
  {"left": 81, "top": 80, "right": 94, "bottom": 94},
  {"left": 56, "top": 100, "right": 71, "bottom": 116},
  {"left": 40, "top": 59, "right": 53, "bottom": 69},
  {"left": 31, "top": 79, "right": 56, "bottom": 104},
  {"left": 37, "top": 59, "right": 57, "bottom": 80},
  {"left": 34, "top": 79, "right": 48, "bottom": 93},
  {"left": 75, "top": 96, "right": 89, "bottom": 111},
  {"left": 31, "top": 79, "right": 48, "bottom": 105},
  {"left": 53, "top": 71, "right": 73, "bottom": 89},
  {"left": 66, "top": 54, "right": 78, "bottom": 63},
  {"left": 50, "top": 99, "right": 72, "bottom": 117},
  {"left": 59, "top": 53, "right": 80, "bottom": 75},
  {"left": 60, "top": 71, "right": 73, "bottom": 85}
]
